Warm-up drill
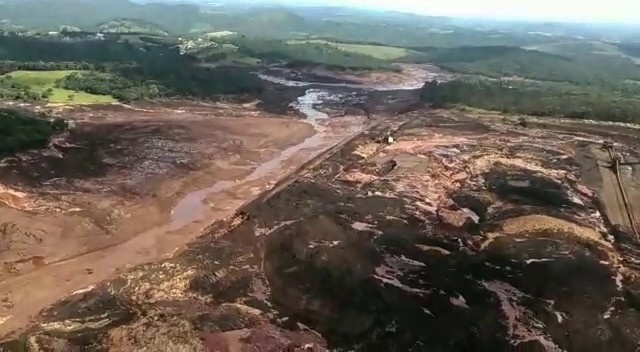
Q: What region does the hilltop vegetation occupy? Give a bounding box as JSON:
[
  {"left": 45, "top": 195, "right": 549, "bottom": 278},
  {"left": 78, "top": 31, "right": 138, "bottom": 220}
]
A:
[
  {"left": 422, "top": 79, "right": 640, "bottom": 123},
  {"left": 0, "top": 0, "right": 597, "bottom": 46},
  {"left": 232, "top": 38, "right": 394, "bottom": 70},
  {"left": 287, "top": 40, "right": 409, "bottom": 60},
  {"left": 97, "top": 18, "right": 169, "bottom": 36},
  {"left": 0, "top": 34, "right": 155, "bottom": 63},
  {"left": 407, "top": 39, "right": 640, "bottom": 123},
  {"left": 0, "top": 33, "right": 264, "bottom": 100},
  {"left": 407, "top": 46, "right": 640, "bottom": 84},
  {"left": 0, "top": 0, "right": 201, "bottom": 34}
]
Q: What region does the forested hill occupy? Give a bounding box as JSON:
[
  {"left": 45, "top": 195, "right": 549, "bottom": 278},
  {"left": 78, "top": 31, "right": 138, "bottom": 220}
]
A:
[
  {"left": 0, "top": 0, "right": 202, "bottom": 34},
  {"left": 97, "top": 19, "right": 169, "bottom": 36},
  {"left": 0, "top": 0, "right": 307, "bottom": 36},
  {"left": 405, "top": 46, "right": 640, "bottom": 84},
  {"left": 1, "top": 0, "right": 640, "bottom": 127},
  {"left": 0, "top": 0, "right": 594, "bottom": 46}
]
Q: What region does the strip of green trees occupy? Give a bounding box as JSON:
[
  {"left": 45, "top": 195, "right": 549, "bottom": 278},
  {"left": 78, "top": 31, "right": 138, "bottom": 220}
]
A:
[{"left": 0, "top": 109, "right": 68, "bottom": 156}]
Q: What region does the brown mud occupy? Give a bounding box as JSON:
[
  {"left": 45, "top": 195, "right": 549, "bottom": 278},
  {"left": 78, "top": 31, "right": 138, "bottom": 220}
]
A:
[
  {"left": 3, "top": 108, "right": 640, "bottom": 351},
  {"left": 257, "top": 63, "right": 452, "bottom": 117},
  {"left": 0, "top": 97, "right": 372, "bottom": 337}
]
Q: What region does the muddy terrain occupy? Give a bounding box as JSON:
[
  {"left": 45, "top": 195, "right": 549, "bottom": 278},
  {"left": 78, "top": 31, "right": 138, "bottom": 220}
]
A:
[
  {"left": 3, "top": 106, "right": 640, "bottom": 351},
  {"left": 0, "top": 92, "right": 376, "bottom": 335},
  {"left": 0, "top": 62, "right": 440, "bottom": 340},
  {"left": 257, "top": 64, "right": 450, "bottom": 117},
  {"left": 0, "top": 101, "right": 318, "bottom": 275}
]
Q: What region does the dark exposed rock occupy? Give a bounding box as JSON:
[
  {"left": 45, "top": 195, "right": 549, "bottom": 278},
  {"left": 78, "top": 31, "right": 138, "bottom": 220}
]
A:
[{"left": 486, "top": 165, "right": 578, "bottom": 208}]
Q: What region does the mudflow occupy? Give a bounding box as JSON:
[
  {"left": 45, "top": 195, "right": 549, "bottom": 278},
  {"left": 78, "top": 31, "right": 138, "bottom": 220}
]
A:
[{"left": 1, "top": 67, "right": 640, "bottom": 351}]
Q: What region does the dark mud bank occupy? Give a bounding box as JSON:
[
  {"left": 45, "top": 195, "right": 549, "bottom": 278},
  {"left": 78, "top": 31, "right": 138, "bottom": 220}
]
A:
[{"left": 258, "top": 79, "right": 423, "bottom": 118}]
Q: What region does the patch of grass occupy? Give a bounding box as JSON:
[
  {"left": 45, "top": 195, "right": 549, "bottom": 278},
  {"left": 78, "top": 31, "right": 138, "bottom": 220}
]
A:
[
  {"left": 47, "top": 88, "right": 117, "bottom": 104},
  {"left": 2, "top": 70, "right": 116, "bottom": 104},
  {"left": 288, "top": 39, "right": 409, "bottom": 60},
  {"left": 4, "top": 70, "right": 74, "bottom": 86}
]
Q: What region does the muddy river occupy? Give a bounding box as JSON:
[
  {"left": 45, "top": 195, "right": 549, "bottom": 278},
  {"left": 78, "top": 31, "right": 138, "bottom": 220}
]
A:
[
  {"left": 169, "top": 88, "right": 338, "bottom": 230},
  {"left": 0, "top": 73, "right": 402, "bottom": 337},
  {"left": 168, "top": 72, "right": 431, "bottom": 231}
]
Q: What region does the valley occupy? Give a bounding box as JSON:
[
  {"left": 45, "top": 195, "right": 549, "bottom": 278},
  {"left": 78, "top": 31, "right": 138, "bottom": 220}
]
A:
[
  {"left": 0, "top": 64, "right": 434, "bottom": 339},
  {"left": 1, "top": 1, "right": 640, "bottom": 351},
  {"left": 3, "top": 98, "right": 640, "bottom": 351},
  {"left": 0, "top": 97, "right": 354, "bottom": 337}
]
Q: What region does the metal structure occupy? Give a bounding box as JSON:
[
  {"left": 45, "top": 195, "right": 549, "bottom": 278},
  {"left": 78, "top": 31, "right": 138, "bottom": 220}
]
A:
[{"left": 600, "top": 141, "right": 640, "bottom": 240}]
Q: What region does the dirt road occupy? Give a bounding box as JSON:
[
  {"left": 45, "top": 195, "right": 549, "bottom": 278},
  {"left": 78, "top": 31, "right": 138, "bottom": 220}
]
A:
[
  {"left": 587, "top": 143, "right": 640, "bottom": 238},
  {"left": 592, "top": 146, "right": 632, "bottom": 228}
]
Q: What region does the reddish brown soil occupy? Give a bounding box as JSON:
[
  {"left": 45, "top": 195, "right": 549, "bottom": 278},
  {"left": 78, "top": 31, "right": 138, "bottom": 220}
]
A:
[
  {"left": 0, "top": 100, "right": 368, "bottom": 336},
  {"left": 4, "top": 109, "right": 640, "bottom": 351}
]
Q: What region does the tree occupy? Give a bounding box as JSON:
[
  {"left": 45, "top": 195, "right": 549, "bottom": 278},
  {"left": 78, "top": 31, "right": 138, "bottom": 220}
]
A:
[{"left": 0, "top": 109, "right": 69, "bottom": 157}]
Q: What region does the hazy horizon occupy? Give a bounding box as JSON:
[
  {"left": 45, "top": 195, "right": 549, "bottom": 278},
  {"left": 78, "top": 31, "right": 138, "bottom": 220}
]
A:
[{"left": 208, "top": 0, "right": 640, "bottom": 24}]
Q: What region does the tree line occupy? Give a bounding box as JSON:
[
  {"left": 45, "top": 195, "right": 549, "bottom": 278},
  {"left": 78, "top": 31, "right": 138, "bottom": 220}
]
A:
[
  {"left": 0, "top": 76, "right": 43, "bottom": 102},
  {"left": 57, "top": 71, "right": 163, "bottom": 102},
  {"left": 421, "top": 79, "right": 640, "bottom": 123},
  {"left": 0, "top": 108, "right": 68, "bottom": 156},
  {"left": 0, "top": 61, "right": 93, "bottom": 75},
  {"left": 406, "top": 46, "right": 640, "bottom": 85},
  {"left": 0, "top": 35, "right": 266, "bottom": 102},
  {"left": 230, "top": 38, "right": 393, "bottom": 70}
]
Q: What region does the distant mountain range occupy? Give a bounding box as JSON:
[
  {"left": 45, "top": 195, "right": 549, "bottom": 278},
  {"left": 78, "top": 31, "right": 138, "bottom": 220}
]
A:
[{"left": 1, "top": 0, "right": 639, "bottom": 44}]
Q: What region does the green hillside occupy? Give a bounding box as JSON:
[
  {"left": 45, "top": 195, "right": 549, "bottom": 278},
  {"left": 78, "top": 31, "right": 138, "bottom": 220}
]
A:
[
  {"left": 1, "top": 70, "right": 116, "bottom": 104},
  {"left": 97, "top": 18, "right": 169, "bottom": 36},
  {"left": 407, "top": 46, "right": 640, "bottom": 84}
]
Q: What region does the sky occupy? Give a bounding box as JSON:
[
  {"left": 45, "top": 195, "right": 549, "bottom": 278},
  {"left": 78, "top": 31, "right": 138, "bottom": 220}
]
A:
[{"left": 285, "top": 0, "right": 640, "bottom": 23}]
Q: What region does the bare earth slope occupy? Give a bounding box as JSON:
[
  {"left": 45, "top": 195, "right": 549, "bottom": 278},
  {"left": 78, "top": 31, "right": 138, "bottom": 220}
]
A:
[{"left": 3, "top": 108, "right": 640, "bottom": 351}]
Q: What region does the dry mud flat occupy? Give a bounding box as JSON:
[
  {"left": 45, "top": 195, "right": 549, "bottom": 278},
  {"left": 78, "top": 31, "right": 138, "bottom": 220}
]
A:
[
  {"left": 0, "top": 100, "right": 368, "bottom": 337},
  {"left": 4, "top": 109, "right": 640, "bottom": 351}
]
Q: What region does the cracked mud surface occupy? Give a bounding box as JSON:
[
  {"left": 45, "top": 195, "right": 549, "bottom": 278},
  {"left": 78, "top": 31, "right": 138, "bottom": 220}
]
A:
[{"left": 3, "top": 109, "right": 640, "bottom": 351}]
